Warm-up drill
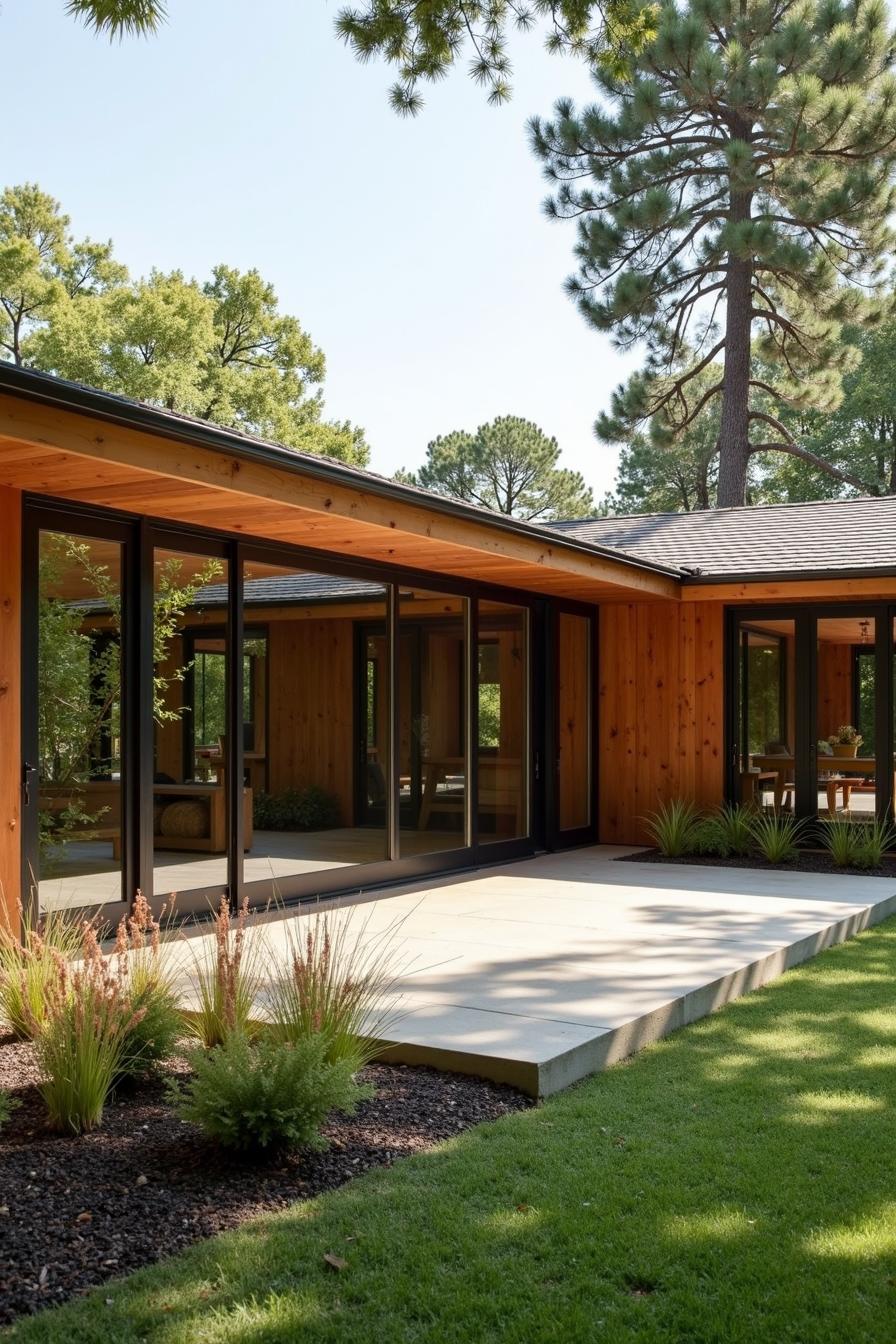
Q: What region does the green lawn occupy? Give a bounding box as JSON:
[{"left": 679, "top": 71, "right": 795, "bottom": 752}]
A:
[{"left": 10, "top": 919, "right": 896, "bottom": 1344}]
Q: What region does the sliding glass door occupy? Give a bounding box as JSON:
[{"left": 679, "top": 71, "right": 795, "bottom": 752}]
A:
[
  {"left": 729, "top": 605, "right": 894, "bottom": 823},
  {"left": 22, "top": 501, "right": 551, "bottom": 921}
]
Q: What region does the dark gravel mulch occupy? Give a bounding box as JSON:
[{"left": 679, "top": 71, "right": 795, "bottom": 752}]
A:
[
  {"left": 0, "top": 1038, "right": 531, "bottom": 1325},
  {"left": 617, "top": 847, "right": 896, "bottom": 879}
]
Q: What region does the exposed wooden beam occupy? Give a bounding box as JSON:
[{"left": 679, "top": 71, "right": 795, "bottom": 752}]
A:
[{"left": 0, "top": 486, "right": 21, "bottom": 930}]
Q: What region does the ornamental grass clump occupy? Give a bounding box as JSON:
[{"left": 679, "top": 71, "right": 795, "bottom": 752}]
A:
[
  {"left": 711, "top": 803, "right": 756, "bottom": 858},
  {"left": 820, "top": 819, "right": 865, "bottom": 869},
  {"left": 0, "top": 1089, "right": 18, "bottom": 1132},
  {"left": 170, "top": 1031, "right": 367, "bottom": 1153},
  {"left": 30, "top": 927, "right": 145, "bottom": 1134},
  {"left": 0, "top": 899, "right": 84, "bottom": 1040},
  {"left": 113, "top": 893, "right": 182, "bottom": 1080},
  {"left": 188, "top": 897, "right": 264, "bottom": 1049},
  {"left": 644, "top": 799, "right": 700, "bottom": 857},
  {"left": 750, "top": 811, "right": 806, "bottom": 864},
  {"left": 853, "top": 819, "right": 896, "bottom": 870},
  {"left": 268, "top": 907, "right": 406, "bottom": 1072}
]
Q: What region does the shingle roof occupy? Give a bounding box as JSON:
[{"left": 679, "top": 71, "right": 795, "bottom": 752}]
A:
[{"left": 551, "top": 496, "right": 896, "bottom": 580}]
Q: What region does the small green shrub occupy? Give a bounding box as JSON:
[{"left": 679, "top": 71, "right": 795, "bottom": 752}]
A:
[
  {"left": 854, "top": 819, "right": 896, "bottom": 870},
  {"left": 644, "top": 799, "right": 700, "bottom": 857},
  {"left": 268, "top": 908, "right": 405, "bottom": 1073},
  {"left": 171, "top": 1032, "right": 368, "bottom": 1153},
  {"left": 253, "top": 786, "right": 340, "bottom": 832},
  {"left": 32, "top": 928, "right": 143, "bottom": 1134},
  {"left": 750, "top": 811, "right": 805, "bottom": 864},
  {"left": 188, "top": 897, "right": 264, "bottom": 1049},
  {"left": 0, "top": 903, "right": 83, "bottom": 1040},
  {"left": 0, "top": 1089, "right": 18, "bottom": 1132},
  {"left": 690, "top": 817, "right": 730, "bottom": 858},
  {"left": 820, "top": 819, "right": 864, "bottom": 868},
  {"left": 712, "top": 803, "right": 756, "bottom": 858}
]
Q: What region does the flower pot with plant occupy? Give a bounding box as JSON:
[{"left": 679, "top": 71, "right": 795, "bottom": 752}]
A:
[{"left": 829, "top": 726, "right": 863, "bottom": 758}]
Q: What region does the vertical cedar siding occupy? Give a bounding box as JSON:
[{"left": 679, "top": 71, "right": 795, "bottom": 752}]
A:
[
  {"left": 599, "top": 601, "right": 724, "bottom": 845},
  {"left": 0, "top": 486, "right": 21, "bottom": 928}
]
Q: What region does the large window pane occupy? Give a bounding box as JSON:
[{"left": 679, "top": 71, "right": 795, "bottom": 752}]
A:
[
  {"left": 152, "top": 548, "right": 230, "bottom": 896},
  {"left": 738, "top": 620, "right": 794, "bottom": 810},
  {"left": 398, "top": 587, "right": 468, "bottom": 856},
  {"left": 816, "top": 615, "right": 876, "bottom": 819},
  {"left": 242, "top": 560, "right": 388, "bottom": 883},
  {"left": 478, "top": 601, "right": 528, "bottom": 842},
  {"left": 36, "top": 530, "right": 124, "bottom": 913}
]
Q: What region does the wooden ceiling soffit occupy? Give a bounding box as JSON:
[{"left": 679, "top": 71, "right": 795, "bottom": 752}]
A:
[{"left": 0, "top": 395, "right": 679, "bottom": 602}]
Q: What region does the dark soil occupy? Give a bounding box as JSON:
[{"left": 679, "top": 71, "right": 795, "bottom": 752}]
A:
[
  {"left": 617, "top": 848, "right": 896, "bottom": 879},
  {"left": 0, "top": 1038, "right": 531, "bottom": 1325}
]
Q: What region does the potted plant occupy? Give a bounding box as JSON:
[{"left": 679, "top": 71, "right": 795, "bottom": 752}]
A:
[{"left": 829, "top": 725, "right": 863, "bottom": 758}]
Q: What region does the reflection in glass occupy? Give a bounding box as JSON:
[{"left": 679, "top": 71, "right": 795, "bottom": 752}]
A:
[
  {"left": 478, "top": 601, "right": 528, "bottom": 842},
  {"left": 36, "top": 530, "right": 125, "bottom": 912},
  {"left": 241, "top": 560, "right": 388, "bottom": 882},
  {"left": 152, "top": 549, "right": 230, "bottom": 896},
  {"left": 398, "top": 588, "right": 468, "bottom": 856}
]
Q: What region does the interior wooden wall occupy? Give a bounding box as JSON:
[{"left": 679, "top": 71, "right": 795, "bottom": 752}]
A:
[
  {"left": 598, "top": 601, "right": 724, "bottom": 845},
  {"left": 0, "top": 486, "right": 21, "bottom": 928},
  {"left": 267, "top": 618, "right": 355, "bottom": 821},
  {"left": 817, "top": 642, "right": 853, "bottom": 739}
]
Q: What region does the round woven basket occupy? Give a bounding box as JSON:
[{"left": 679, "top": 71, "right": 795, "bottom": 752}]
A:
[{"left": 159, "top": 799, "right": 210, "bottom": 839}]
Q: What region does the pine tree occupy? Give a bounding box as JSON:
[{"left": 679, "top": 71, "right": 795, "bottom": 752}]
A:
[
  {"left": 531, "top": 0, "right": 896, "bottom": 507},
  {"left": 399, "top": 416, "right": 594, "bottom": 520}
]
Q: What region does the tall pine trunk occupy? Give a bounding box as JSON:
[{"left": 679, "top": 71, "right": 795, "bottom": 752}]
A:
[{"left": 716, "top": 189, "right": 753, "bottom": 508}]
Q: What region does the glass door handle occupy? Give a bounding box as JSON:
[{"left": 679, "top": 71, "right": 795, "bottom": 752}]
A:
[{"left": 21, "top": 761, "right": 37, "bottom": 807}]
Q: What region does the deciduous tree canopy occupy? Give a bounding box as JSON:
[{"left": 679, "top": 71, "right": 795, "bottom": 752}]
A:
[{"left": 0, "top": 184, "right": 367, "bottom": 464}]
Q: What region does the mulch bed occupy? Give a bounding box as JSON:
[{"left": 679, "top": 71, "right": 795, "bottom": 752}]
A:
[
  {"left": 0, "top": 1037, "right": 531, "bottom": 1325},
  {"left": 617, "top": 848, "right": 896, "bottom": 879}
]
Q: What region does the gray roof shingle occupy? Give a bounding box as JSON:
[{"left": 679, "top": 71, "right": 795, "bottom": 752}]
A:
[{"left": 550, "top": 496, "right": 896, "bottom": 579}]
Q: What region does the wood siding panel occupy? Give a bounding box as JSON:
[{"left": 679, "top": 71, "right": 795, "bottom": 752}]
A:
[
  {"left": 598, "top": 600, "right": 724, "bottom": 845},
  {"left": 557, "top": 613, "right": 591, "bottom": 832},
  {"left": 0, "top": 486, "right": 21, "bottom": 927},
  {"left": 267, "top": 619, "right": 355, "bottom": 822}
]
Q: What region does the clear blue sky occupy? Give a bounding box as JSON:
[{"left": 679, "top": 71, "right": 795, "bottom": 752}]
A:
[{"left": 3, "top": 0, "right": 637, "bottom": 496}]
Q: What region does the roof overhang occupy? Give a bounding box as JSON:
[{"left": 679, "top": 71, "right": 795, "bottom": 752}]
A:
[{"left": 0, "top": 369, "right": 681, "bottom": 604}]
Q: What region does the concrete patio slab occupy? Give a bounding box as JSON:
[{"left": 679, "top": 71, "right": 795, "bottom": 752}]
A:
[{"left": 173, "top": 847, "right": 896, "bottom": 1097}]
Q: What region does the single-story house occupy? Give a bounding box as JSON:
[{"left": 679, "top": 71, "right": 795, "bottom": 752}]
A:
[{"left": 2, "top": 362, "right": 896, "bottom": 932}]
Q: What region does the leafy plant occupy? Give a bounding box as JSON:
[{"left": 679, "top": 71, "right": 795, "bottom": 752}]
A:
[
  {"left": 0, "top": 1089, "right": 18, "bottom": 1132},
  {"left": 0, "top": 900, "right": 84, "bottom": 1040},
  {"left": 750, "top": 812, "right": 806, "bottom": 865},
  {"left": 170, "top": 1032, "right": 367, "bottom": 1153},
  {"left": 690, "top": 816, "right": 730, "bottom": 859},
  {"left": 253, "top": 786, "right": 340, "bottom": 833},
  {"left": 854, "top": 820, "right": 896, "bottom": 871},
  {"left": 31, "top": 927, "right": 144, "bottom": 1134},
  {"left": 187, "top": 897, "right": 264, "bottom": 1049},
  {"left": 644, "top": 799, "right": 700, "bottom": 858},
  {"left": 829, "top": 725, "right": 863, "bottom": 747},
  {"left": 268, "top": 908, "right": 406, "bottom": 1073},
  {"left": 711, "top": 803, "right": 756, "bottom": 859}
]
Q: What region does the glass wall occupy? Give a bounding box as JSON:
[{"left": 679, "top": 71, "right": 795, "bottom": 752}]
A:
[
  {"left": 478, "top": 601, "right": 529, "bottom": 842},
  {"left": 151, "top": 547, "right": 230, "bottom": 897},
  {"left": 241, "top": 559, "right": 389, "bottom": 883},
  {"left": 815, "top": 614, "right": 877, "bottom": 819},
  {"left": 26, "top": 506, "right": 543, "bottom": 918},
  {"left": 35, "top": 529, "right": 125, "bottom": 913},
  {"left": 737, "top": 619, "right": 795, "bottom": 810},
  {"left": 398, "top": 587, "right": 469, "bottom": 856}
]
